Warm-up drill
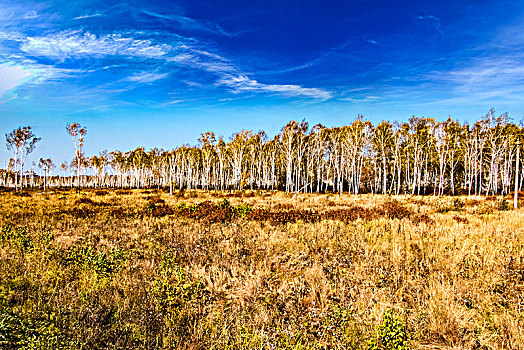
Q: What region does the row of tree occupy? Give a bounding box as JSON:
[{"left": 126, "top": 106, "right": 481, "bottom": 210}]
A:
[
  {"left": 4, "top": 123, "right": 86, "bottom": 192},
  {"left": 3, "top": 109, "right": 523, "bottom": 196}
]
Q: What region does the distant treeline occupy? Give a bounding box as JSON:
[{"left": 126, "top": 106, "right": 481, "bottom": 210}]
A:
[{"left": 3, "top": 108, "right": 523, "bottom": 195}]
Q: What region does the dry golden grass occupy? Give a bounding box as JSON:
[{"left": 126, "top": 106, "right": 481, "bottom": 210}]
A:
[{"left": 0, "top": 188, "right": 523, "bottom": 349}]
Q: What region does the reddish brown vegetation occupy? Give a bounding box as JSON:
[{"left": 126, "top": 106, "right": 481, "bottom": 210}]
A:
[
  {"left": 141, "top": 198, "right": 433, "bottom": 225},
  {"left": 453, "top": 216, "right": 469, "bottom": 224}
]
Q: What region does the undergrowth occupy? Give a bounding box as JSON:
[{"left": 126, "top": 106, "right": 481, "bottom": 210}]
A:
[{"left": 0, "top": 191, "right": 522, "bottom": 349}]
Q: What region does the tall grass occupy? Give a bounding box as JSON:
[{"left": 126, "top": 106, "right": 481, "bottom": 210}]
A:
[{"left": 0, "top": 189, "right": 522, "bottom": 349}]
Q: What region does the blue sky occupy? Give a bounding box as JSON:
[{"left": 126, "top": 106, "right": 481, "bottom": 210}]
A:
[{"left": 0, "top": 0, "right": 523, "bottom": 166}]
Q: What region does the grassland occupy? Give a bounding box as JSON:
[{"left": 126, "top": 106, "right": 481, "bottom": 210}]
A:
[{"left": 0, "top": 188, "right": 523, "bottom": 349}]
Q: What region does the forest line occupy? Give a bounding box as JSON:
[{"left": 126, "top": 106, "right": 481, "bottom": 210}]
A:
[{"left": 3, "top": 108, "right": 523, "bottom": 196}]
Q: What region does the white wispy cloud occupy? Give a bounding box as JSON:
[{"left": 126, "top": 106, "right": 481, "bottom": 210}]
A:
[
  {"left": 20, "top": 30, "right": 170, "bottom": 60},
  {"left": 183, "top": 80, "right": 204, "bottom": 87},
  {"left": 344, "top": 87, "right": 371, "bottom": 93},
  {"left": 156, "top": 99, "right": 187, "bottom": 107},
  {"left": 0, "top": 2, "right": 57, "bottom": 32},
  {"left": 24, "top": 10, "right": 39, "bottom": 19},
  {"left": 136, "top": 9, "right": 232, "bottom": 38},
  {"left": 0, "top": 31, "right": 26, "bottom": 42},
  {"left": 427, "top": 56, "right": 524, "bottom": 91},
  {"left": 217, "top": 74, "right": 333, "bottom": 100},
  {"left": 419, "top": 16, "right": 524, "bottom": 102},
  {"left": 168, "top": 52, "right": 236, "bottom": 73},
  {"left": 0, "top": 15, "right": 333, "bottom": 101},
  {"left": 338, "top": 95, "right": 382, "bottom": 103},
  {"left": 124, "top": 71, "right": 169, "bottom": 84},
  {"left": 0, "top": 3, "right": 19, "bottom": 21},
  {"left": 73, "top": 12, "right": 103, "bottom": 20},
  {"left": 417, "top": 14, "right": 444, "bottom": 37},
  {"left": 167, "top": 49, "right": 333, "bottom": 100}
]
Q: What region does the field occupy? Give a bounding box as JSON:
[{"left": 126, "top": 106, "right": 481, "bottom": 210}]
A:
[{"left": 1, "top": 189, "right": 523, "bottom": 349}]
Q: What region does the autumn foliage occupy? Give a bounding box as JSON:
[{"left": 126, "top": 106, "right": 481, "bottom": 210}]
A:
[{"left": 1, "top": 189, "right": 523, "bottom": 349}]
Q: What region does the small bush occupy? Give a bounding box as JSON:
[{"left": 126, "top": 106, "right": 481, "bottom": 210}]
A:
[
  {"left": 68, "top": 207, "right": 96, "bottom": 219},
  {"left": 217, "top": 198, "right": 231, "bottom": 209},
  {"left": 497, "top": 199, "right": 511, "bottom": 211},
  {"left": 475, "top": 203, "right": 494, "bottom": 215},
  {"left": 186, "top": 190, "right": 198, "bottom": 198},
  {"left": 235, "top": 203, "right": 253, "bottom": 218},
  {"left": 75, "top": 197, "right": 95, "bottom": 205},
  {"left": 0, "top": 310, "right": 76, "bottom": 349},
  {"left": 0, "top": 225, "right": 33, "bottom": 253},
  {"left": 115, "top": 189, "right": 131, "bottom": 195},
  {"left": 381, "top": 200, "right": 414, "bottom": 219},
  {"left": 453, "top": 216, "right": 469, "bottom": 224},
  {"left": 65, "top": 241, "right": 127, "bottom": 277},
  {"left": 145, "top": 196, "right": 165, "bottom": 204},
  {"left": 142, "top": 196, "right": 173, "bottom": 217},
  {"left": 151, "top": 255, "right": 210, "bottom": 344},
  {"left": 436, "top": 198, "right": 464, "bottom": 213},
  {"left": 452, "top": 198, "right": 465, "bottom": 210},
  {"left": 143, "top": 202, "right": 174, "bottom": 217},
  {"left": 13, "top": 191, "right": 31, "bottom": 197},
  {"left": 368, "top": 309, "right": 409, "bottom": 350}
]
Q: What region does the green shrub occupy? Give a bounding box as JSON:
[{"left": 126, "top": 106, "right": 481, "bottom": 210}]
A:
[
  {"left": 0, "top": 310, "right": 77, "bottom": 349},
  {"left": 369, "top": 309, "right": 409, "bottom": 350},
  {"left": 189, "top": 203, "right": 200, "bottom": 213},
  {"left": 0, "top": 225, "right": 33, "bottom": 253},
  {"left": 218, "top": 198, "right": 231, "bottom": 209},
  {"left": 151, "top": 254, "right": 210, "bottom": 344},
  {"left": 65, "top": 241, "right": 127, "bottom": 277},
  {"left": 38, "top": 229, "right": 54, "bottom": 247},
  {"left": 235, "top": 203, "right": 253, "bottom": 218}
]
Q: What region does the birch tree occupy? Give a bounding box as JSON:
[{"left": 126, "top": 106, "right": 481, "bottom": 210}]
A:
[
  {"left": 5, "top": 126, "right": 40, "bottom": 191},
  {"left": 66, "top": 123, "right": 87, "bottom": 187}
]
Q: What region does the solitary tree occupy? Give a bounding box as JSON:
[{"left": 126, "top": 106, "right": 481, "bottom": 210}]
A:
[
  {"left": 66, "top": 123, "right": 87, "bottom": 187},
  {"left": 5, "top": 126, "right": 40, "bottom": 191}
]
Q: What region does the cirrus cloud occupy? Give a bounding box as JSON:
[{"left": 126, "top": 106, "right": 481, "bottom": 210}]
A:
[
  {"left": 124, "top": 71, "right": 169, "bottom": 84},
  {"left": 1, "top": 24, "right": 334, "bottom": 101},
  {"left": 20, "top": 30, "right": 171, "bottom": 60},
  {"left": 217, "top": 74, "right": 333, "bottom": 101}
]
